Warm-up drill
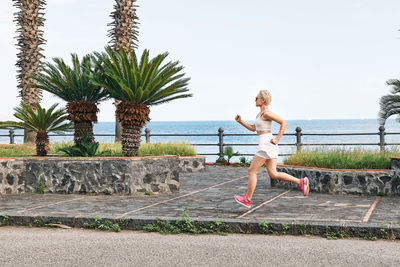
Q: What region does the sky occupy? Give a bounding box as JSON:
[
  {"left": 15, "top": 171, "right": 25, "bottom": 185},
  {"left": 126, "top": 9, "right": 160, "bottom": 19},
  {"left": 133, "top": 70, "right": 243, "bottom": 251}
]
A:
[{"left": 1, "top": 0, "right": 400, "bottom": 122}]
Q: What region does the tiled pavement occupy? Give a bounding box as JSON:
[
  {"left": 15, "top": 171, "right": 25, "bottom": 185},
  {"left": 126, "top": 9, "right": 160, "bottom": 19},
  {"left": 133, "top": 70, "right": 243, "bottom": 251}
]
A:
[{"left": 1, "top": 166, "right": 399, "bottom": 238}]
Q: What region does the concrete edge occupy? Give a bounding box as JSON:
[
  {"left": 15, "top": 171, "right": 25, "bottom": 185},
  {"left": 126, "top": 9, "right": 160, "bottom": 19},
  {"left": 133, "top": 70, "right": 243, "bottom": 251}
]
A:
[{"left": 1, "top": 214, "right": 399, "bottom": 240}]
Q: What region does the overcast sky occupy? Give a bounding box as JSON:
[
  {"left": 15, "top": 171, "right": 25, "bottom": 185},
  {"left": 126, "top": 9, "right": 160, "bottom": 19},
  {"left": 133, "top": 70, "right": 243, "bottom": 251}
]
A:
[{"left": 1, "top": 0, "right": 400, "bottom": 122}]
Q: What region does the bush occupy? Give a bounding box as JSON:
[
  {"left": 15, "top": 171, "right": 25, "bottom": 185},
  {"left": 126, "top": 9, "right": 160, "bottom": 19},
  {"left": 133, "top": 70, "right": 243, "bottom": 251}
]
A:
[
  {"left": 0, "top": 141, "right": 196, "bottom": 157},
  {"left": 284, "top": 147, "right": 400, "bottom": 169},
  {"left": 57, "top": 133, "right": 100, "bottom": 157},
  {"left": 138, "top": 142, "right": 196, "bottom": 157},
  {"left": 0, "top": 144, "right": 35, "bottom": 156}
]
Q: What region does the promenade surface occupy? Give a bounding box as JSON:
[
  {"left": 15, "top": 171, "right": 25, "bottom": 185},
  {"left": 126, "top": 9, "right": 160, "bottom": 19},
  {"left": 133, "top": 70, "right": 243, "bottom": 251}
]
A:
[{"left": 1, "top": 166, "right": 399, "bottom": 238}]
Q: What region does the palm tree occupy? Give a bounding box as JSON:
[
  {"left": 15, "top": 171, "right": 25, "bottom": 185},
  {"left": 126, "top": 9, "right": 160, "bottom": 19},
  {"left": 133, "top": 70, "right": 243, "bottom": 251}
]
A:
[
  {"left": 0, "top": 103, "right": 72, "bottom": 156},
  {"left": 108, "top": 0, "right": 139, "bottom": 51},
  {"left": 30, "top": 54, "right": 109, "bottom": 143},
  {"left": 13, "top": 0, "right": 47, "bottom": 143},
  {"left": 378, "top": 79, "right": 400, "bottom": 125},
  {"left": 91, "top": 46, "right": 192, "bottom": 156},
  {"left": 107, "top": 0, "right": 140, "bottom": 142}
]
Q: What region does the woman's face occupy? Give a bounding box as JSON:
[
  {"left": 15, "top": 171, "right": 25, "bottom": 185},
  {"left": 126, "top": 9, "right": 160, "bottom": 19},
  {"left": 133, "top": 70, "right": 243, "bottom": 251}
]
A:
[{"left": 255, "top": 94, "right": 263, "bottom": 107}]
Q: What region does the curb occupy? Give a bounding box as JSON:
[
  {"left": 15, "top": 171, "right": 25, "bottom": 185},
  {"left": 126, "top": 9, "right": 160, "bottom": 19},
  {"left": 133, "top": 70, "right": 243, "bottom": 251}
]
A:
[{"left": 2, "top": 214, "right": 399, "bottom": 240}]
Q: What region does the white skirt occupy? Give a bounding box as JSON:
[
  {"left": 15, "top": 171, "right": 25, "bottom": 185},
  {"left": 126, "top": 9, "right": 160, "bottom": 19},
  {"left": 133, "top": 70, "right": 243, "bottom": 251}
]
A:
[{"left": 254, "top": 133, "right": 279, "bottom": 159}]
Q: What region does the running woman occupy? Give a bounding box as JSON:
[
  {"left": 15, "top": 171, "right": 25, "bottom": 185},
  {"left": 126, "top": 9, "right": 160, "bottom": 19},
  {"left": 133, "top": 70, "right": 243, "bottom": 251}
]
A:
[{"left": 234, "top": 90, "right": 309, "bottom": 208}]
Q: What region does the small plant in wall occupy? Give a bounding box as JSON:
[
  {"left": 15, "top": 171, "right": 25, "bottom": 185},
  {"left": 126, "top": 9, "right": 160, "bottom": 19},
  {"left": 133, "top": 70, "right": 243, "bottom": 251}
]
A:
[
  {"left": 0, "top": 213, "right": 8, "bottom": 226},
  {"left": 83, "top": 216, "right": 122, "bottom": 232},
  {"left": 37, "top": 179, "right": 45, "bottom": 194},
  {"left": 143, "top": 209, "right": 229, "bottom": 235},
  {"left": 176, "top": 209, "right": 198, "bottom": 234},
  {"left": 323, "top": 226, "right": 348, "bottom": 240},
  {"left": 296, "top": 224, "right": 310, "bottom": 235},
  {"left": 281, "top": 223, "right": 289, "bottom": 235},
  {"left": 233, "top": 156, "right": 251, "bottom": 167},
  {"left": 259, "top": 220, "right": 270, "bottom": 234},
  {"left": 222, "top": 146, "right": 240, "bottom": 165}
]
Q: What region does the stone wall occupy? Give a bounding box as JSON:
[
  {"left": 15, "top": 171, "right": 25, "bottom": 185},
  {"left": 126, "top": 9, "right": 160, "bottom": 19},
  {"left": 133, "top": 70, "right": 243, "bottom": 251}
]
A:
[
  {"left": 0, "top": 156, "right": 205, "bottom": 195},
  {"left": 273, "top": 165, "right": 400, "bottom": 196},
  {"left": 0, "top": 159, "right": 25, "bottom": 194},
  {"left": 177, "top": 156, "right": 205, "bottom": 173}
]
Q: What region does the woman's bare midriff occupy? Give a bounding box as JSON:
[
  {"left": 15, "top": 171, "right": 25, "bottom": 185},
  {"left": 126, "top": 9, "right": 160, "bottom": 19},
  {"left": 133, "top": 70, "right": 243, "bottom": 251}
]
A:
[{"left": 257, "top": 131, "right": 271, "bottom": 135}]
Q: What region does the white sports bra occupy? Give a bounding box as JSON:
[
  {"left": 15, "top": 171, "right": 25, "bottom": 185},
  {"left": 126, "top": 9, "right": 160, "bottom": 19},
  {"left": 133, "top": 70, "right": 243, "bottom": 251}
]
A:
[{"left": 255, "top": 111, "right": 272, "bottom": 131}]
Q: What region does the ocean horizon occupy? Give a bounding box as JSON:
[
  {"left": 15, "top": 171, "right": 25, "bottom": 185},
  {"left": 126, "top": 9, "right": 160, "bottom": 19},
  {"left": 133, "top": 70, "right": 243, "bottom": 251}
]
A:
[{"left": 1, "top": 118, "right": 400, "bottom": 162}]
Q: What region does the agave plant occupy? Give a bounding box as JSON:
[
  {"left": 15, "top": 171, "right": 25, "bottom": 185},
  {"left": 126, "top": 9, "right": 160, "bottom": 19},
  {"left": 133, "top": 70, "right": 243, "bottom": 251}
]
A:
[
  {"left": 30, "top": 54, "right": 109, "bottom": 143},
  {"left": 91, "top": 46, "right": 192, "bottom": 156},
  {"left": 0, "top": 103, "right": 72, "bottom": 156},
  {"left": 379, "top": 79, "right": 400, "bottom": 125}
]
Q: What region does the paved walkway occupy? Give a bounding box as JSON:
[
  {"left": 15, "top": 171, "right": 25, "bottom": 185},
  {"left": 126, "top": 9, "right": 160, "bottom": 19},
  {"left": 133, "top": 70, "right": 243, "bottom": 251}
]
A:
[{"left": 1, "top": 166, "right": 399, "bottom": 238}]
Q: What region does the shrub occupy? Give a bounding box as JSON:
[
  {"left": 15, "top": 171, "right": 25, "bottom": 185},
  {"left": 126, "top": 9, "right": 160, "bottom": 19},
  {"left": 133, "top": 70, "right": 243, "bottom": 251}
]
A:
[
  {"left": 138, "top": 142, "right": 196, "bottom": 157},
  {"left": 57, "top": 133, "right": 100, "bottom": 157},
  {"left": 222, "top": 146, "right": 239, "bottom": 165},
  {"left": 284, "top": 147, "right": 400, "bottom": 169},
  {"left": 0, "top": 141, "right": 196, "bottom": 158}
]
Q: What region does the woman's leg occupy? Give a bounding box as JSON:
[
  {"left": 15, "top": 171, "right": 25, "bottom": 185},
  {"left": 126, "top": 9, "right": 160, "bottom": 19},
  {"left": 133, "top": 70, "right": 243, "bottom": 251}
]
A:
[
  {"left": 265, "top": 158, "right": 300, "bottom": 185},
  {"left": 245, "top": 155, "right": 268, "bottom": 201}
]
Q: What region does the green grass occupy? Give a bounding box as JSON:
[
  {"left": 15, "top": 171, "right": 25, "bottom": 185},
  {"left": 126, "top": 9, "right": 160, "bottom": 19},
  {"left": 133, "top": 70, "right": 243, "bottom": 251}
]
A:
[
  {"left": 284, "top": 147, "right": 400, "bottom": 169},
  {"left": 0, "top": 142, "right": 196, "bottom": 157},
  {"left": 138, "top": 142, "right": 196, "bottom": 157},
  {"left": 49, "top": 141, "right": 74, "bottom": 155},
  {"left": 0, "top": 144, "right": 36, "bottom": 157}
]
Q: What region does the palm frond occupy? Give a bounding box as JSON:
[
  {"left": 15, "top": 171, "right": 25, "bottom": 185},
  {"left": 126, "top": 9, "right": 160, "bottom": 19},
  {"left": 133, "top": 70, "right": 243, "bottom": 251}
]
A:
[
  {"left": 30, "top": 54, "right": 110, "bottom": 103},
  {"left": 378, "top": 80, "right": 400, "bottom": 125},
  {"left": 91, "top": 46, "right": 192, "bottom": 105},
  {"left": 3, "top": 103, "right": 72, "bottom": 134}
]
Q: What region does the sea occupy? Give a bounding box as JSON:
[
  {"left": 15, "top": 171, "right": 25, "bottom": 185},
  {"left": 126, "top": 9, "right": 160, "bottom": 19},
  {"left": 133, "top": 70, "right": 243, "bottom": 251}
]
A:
[{"left": 1, "top": 118, "right": 400, "bottom": 163}]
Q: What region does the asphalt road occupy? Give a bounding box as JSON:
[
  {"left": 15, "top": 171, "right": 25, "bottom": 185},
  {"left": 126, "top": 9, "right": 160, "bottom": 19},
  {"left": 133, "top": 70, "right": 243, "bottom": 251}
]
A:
[{"left": 0, "top": 227, "right": 399, "bottom": 266}]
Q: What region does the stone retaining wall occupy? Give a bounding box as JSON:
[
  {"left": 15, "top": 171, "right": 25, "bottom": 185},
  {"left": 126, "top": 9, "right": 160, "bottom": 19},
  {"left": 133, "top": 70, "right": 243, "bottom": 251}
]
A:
[
  {"left": 0, "top": 156, "right": 205, "bottom": 195},
  {"left": 177, "top": 156, "right": 205, "bottom": 173},
  {"left": 273, "top": 165, "right": 400, "bottom": 196}
]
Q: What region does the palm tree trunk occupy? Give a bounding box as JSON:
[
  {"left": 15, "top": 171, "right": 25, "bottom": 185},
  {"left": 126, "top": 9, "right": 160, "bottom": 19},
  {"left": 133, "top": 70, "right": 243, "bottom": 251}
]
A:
[
  {"left": 66, "top": 101, "right": 98, "bottom": 143},
  {"left": 114, "top": 100, "right": 122, "bottom": 142},
  {"left": 121, "top": 124, "right": 141, "bottom": 156},
  {"left": 24, "top": 130, "right": 36, "bottom": 143},
  {"left": 117, "top": 102, "right": 150, "bottom": 156},
  {"left": 108, "top": 0, "right": 139, "bottom": 51},
  {"left": 36, "top": 130, "right": 49, "bottom": 156},
  {"left": 115, "top": 119, "right": 122, "bottom": 142},
  {"left": 74, "top": 121, "right": 94, "bottom": 143},
  {"left": 108, "top": 0, "right": 140, "bottom": 143},
  {"left": 13, "top": 0, "right": 46, "bottom": 144}
]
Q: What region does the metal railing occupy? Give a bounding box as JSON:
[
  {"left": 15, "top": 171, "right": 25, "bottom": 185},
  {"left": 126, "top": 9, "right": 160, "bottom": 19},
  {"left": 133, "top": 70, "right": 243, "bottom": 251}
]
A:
[{"left": 1, "top": 126, "right": 399, "bottom": 159}]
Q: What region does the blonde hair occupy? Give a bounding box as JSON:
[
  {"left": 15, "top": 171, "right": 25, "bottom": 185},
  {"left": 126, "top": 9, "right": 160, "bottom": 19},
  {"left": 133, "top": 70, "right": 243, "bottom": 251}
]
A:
[{"left": 259, "top": 90, "right": 272, "bottom": 105}]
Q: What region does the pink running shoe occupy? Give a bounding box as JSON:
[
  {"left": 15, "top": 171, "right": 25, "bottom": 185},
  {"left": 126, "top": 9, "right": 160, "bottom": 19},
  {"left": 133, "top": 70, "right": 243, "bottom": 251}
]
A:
[
  {"left": 299, "top": 177, "right": 309, "bottom": 196},
  {"left": 235, "top": 194, "right": 253, "bottom": 208}
]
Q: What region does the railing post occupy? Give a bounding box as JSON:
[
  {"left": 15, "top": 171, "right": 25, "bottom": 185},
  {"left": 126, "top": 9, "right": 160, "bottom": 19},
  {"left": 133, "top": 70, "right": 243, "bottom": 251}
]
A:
[
  {"left": 216, "top": 128, "right": 225, "bottom": 163},
  {"left": 9, "top": 129, "right": 15, "bottom": 144},
  {"left": 145, "top": 128, "right": 150, "bottom": 143},
  {"left": 379, "top": 126, "right": 385, "bottom": 153},
  {"left": 296, "top": 127, "right": 302, "bottom": 153}
]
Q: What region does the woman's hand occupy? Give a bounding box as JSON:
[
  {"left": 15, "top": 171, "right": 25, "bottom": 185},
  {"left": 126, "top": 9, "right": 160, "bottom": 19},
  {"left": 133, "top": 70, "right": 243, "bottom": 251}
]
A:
[
  {"left": 235, "top": 115, "right": 241, "bottom": 122},
  {"left": 270, "top": 137, "right": 279, "bottom": 145}
]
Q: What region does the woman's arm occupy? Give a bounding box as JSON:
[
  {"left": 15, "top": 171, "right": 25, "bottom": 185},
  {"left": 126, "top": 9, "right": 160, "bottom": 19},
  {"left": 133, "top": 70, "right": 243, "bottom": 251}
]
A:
[
  {"left": 235, "top": 115, "right": 256, "bottom": 132},
  {"left": 262, "top": 111, "right": 287, "bottom": 144}
]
